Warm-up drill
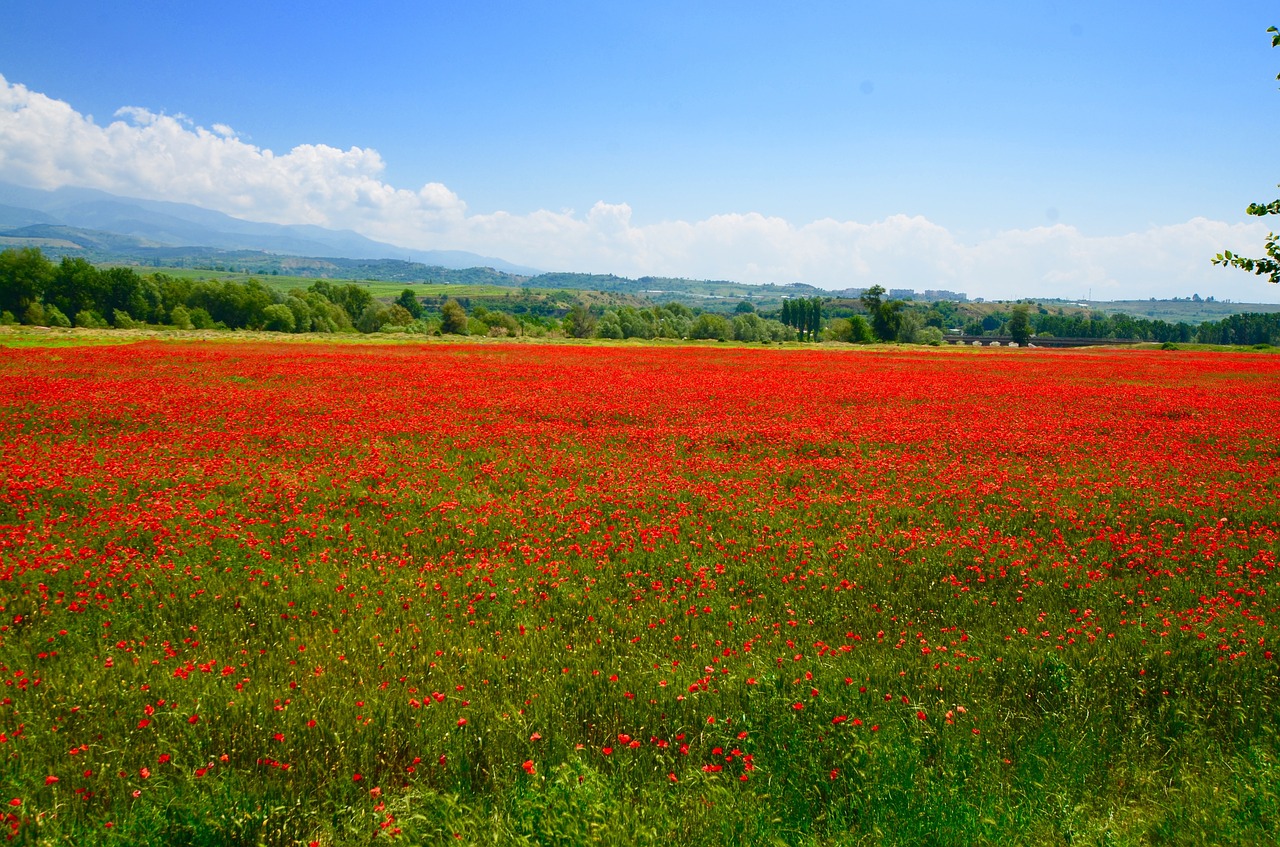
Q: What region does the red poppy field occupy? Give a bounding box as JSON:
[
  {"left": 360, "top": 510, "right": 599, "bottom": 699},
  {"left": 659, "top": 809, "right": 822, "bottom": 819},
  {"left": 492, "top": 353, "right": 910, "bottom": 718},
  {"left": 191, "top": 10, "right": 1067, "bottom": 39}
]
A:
[{"left": 1, "top": 340, "right": 1278, "bottom": 845}]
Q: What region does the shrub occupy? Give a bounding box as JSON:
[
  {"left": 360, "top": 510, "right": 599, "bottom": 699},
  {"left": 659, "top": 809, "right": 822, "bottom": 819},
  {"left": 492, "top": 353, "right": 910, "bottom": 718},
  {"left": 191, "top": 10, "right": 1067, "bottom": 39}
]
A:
[
  {"left": 916, "top": 326, "right": 945, "bottom": 346},
  {"left": 21, "top": 302, "right": 46, "bottom": 326},
  {"left": 45, "top": 304, "right": 71, "bottom": 327},
  {"left": 262, "top": 304, "right": 297, "bottom": 333},
  {"left": 75, "top": 310, "right": 106, "bottom": 329},
  {"left": 355, "top": 304, "right": 390, "bottom": 334},
  {"left": 689, "top": 313, "right": 731, "bottom": 341},
  {"left": 169, "top": 305, "right": 194, "bottom": 330},
  {"left": 440, "top": 299, "right": 469, "bottom": 335}
]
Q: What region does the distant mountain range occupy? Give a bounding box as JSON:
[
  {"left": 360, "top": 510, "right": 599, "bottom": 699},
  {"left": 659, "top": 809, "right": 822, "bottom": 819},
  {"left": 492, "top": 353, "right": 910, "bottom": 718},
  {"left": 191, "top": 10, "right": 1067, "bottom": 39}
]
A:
[{"left": 0, "top": 182, "right": 542, "bottom": 275}]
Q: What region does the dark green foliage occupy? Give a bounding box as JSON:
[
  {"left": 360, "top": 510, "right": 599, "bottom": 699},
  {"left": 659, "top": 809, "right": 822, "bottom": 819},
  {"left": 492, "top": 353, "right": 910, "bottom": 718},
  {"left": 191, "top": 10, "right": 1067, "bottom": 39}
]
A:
[
  {"left": 262, "top": 303, "right": 297, "bottom": 333},
  {"left": 561, "top": 304, "right": 596, "bottom": 338},
  {"left": 689, "top": 312, "right": 731, "bottom": 340},
  {"left": 1008, "top": 304, "right": 1031, "bottom": 345},
  {"left": 44, "top": 303, "right": 71, "bottom": 327},
  {"left": 1030, "top": 310, "right": 1195, "bottom": 342},
  {"left": 440, "top": 298, "right": 469, "bottom": 335},
  {"left": 310, "top": 281, "right": 373, "bottom": 323},
  {"left": 860, "top": 286, "right": 906, "bottom": 342},
  {"left": 45, "top": 256, "right": 104, "bottom": 319},
  {"left": 778, "top": 296, "right": 823, "bottom": 340},
  {"left": 0, "top": 246, "right": 53, "bottom": 317},
  {"left": 1195, "top": 311, "right": 1280, "bottom": 345},
  {"left": 187, "top": 277, "right": 276, "bottom": 329},
  {"left": 396, "top": 288, "right": 424, "bottom": 319}
]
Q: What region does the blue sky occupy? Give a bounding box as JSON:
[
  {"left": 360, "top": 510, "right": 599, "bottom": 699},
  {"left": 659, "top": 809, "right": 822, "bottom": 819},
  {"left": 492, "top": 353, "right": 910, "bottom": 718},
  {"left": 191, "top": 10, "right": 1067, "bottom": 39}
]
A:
[{"left": 2, "top": 1, "right": 1279, "bottom": 301}]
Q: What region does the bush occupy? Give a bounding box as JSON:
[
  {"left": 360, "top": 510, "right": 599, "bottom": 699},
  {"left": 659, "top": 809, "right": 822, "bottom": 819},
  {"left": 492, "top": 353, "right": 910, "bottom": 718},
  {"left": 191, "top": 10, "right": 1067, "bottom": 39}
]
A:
[
  {"left": 356, "top": 304, "right": 390, "bottom": 334},
  {"left": 112, "top": 309, "right": 138, "bottom": 329},
  {"left": 596, "top": 318, "right": 624, "bottom": 339},
  {"left": 262, "top": 304, "right": 297, "bottom": 333},
  {"left": 560, "top": 304, "right": 596, "bottom": 338},
  {"left": 169, "top": 305, "right": 194, "bottom": 330},
  {"left": 22, "top": 302, "right": 46, "bottom": 326},
  {"left": 0, "top": 310, "right": 15, "bottom": 326},
  {"left": 74, "top": 310, "right": 107, "bottom": 329},
  {"left": 896, "top": 311, "right": 922, "bottom": 344},
  {"left": 689, "top": 313, "right": 731, "bottom": 341},
  {"left": 45, "top": 304, "right": 71, "bottom": 327},
  {"left": 405, "top": 318, "right": 440, "bottom": 335},
  {"left": 189, "top": 308, "right": 216, "bottom": 330},
  {"left": 440, "top": 299, "right": 469, "bottom": 335},
  {"left": 916, "top": 326, "right": 945, "bottom": 346},
  {"left": 385, "top": 304, "right": 415, "bottom": 327},
  {"left": 284, "top": 296, "right": 313, "bottom": 332}
]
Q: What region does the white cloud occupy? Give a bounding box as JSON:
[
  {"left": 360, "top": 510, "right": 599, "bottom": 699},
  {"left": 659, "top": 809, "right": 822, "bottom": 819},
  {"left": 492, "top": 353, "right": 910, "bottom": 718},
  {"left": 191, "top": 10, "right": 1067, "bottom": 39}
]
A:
[{"left": 1, "top": 72, "right": 1276, "bottom": 302}]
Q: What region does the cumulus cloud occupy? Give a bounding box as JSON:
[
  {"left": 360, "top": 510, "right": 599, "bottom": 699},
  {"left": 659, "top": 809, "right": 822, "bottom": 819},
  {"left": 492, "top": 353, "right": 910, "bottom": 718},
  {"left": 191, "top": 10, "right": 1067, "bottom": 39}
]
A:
[{"left": 0, "top": 72, "right": 1274, "bottom": 301}]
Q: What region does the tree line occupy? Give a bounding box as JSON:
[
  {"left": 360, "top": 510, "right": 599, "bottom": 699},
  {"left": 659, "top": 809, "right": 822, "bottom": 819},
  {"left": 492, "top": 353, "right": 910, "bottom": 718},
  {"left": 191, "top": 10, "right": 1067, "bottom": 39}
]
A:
[
  {"left": 3, "top": 247, "right": 1277, "bottom": 346},
  {"left": 0, "top": 248, "right": 377, "bottom": 332}
]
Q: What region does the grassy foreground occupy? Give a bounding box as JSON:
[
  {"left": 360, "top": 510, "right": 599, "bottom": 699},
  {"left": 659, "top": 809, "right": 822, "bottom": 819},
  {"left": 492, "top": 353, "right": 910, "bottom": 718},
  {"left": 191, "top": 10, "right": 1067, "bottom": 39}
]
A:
[{"left": 0, "top": 341, "right": 1278, "bottom": 845}]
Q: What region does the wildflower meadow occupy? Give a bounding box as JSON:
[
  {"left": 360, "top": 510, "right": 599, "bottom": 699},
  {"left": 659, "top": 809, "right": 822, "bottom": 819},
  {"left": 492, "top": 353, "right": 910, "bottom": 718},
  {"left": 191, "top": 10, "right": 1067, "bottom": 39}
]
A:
[{"left": 1, "top": 340, "right": 1277, "bottom": 845}]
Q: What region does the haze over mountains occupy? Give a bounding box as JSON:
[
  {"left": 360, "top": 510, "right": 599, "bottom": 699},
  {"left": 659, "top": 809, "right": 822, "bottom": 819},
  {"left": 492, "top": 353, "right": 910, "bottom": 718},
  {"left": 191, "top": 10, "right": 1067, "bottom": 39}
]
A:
[{"left": 0, "top": 182, "right": 541, "bottom": 275}]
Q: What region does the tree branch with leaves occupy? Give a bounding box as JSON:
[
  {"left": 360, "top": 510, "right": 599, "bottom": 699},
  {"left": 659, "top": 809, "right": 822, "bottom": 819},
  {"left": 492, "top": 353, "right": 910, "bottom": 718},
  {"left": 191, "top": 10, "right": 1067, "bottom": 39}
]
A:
[{"left": 1213, "top": 27, "right": 1280, "bottom": 284}]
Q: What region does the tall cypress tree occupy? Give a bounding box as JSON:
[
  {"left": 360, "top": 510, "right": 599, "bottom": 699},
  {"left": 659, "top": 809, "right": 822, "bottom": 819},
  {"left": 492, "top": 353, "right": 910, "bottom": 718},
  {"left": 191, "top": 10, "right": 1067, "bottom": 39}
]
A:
[{"left": 781, "top": 299, "right": 793, "bottom": 330}]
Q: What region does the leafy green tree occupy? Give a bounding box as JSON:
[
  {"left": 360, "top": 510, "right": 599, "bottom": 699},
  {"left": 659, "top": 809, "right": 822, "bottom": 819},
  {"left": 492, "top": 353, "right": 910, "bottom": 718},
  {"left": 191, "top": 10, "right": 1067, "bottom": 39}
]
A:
[
  {"left": 734, "top": 300, "right": 756, "bottom": 314},
  {"left": 916, "top": 326, "right": 945, "bottom": 346},
  {"left": 356, "top": 303, "right": 412, "bottom": 333},
  {"left": 385, "top": 304, "right": 414, "bottom": 327},
  {"left": 861, "top": 285, "right": 904, "bottom": 341},
  {"left": 440, "top": 299, "right": 469, "bottom": 335},
  {"left": 689, "top": 313, "right": 731, "bottom": 341},
  {"left": 169, "top": 304, "right": 194, "bottom": 330},
  {"left": 615, "top": 306, "right": 656, "bottom": 339},
  {"left": 46, "top": 256, "right": 104, "bottom": 319},
  {"left": 848, "top": 314, "right": 874, "bottom": 343},
  {"left": 22, "top": 302, "right": 46, "bottom": 326},
  {"left": 44, "top": 304, "right": 71, "bottom": 327},
  {"left": 262, "top": 304, "right": 297, "bottom": 333},
  {"left": 396, "top": 289, "right": 424, "bottom": 319},
  {"left": 310, "top": 281, "right": 373, "bottom": 323},
  {"left": 560, "top": 304, "right": 597, "bottom": 338},
  {"left": 895, "top": 309, "right": 921, "bottom": 343},
  {"left": 1214, "top": 27, "right": 1280, "bottom": 283},
  {"left": 1008, "top": 304, "right": 1032, "bottom": 345},
  {"left": 284, "top": 295, "right": 313, "bottom": 332},
  {"left": 74, "top": 309, "right": 107, "bottom": 329},
  {"left": 654, "top": 304, "right": 692, "bottom": 338},
  {"left": 100, "top": 267, "right": 147, "bottom": 321},
  {"left": 0, "top": 247, "right": 53, "bottom": 318},
  {"left": 189, "top": 307, "right": 216, "bottom": 330},
  {"left": 596, "top": 312, "right": 624, "bottom": 339}
]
